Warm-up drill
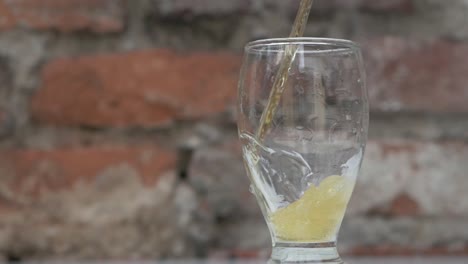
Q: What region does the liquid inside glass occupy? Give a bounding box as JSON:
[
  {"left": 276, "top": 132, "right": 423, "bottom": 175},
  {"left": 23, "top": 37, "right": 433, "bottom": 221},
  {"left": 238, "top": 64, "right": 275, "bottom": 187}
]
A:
[{"left": 240, "top": 132, "right": 362, "bottom": 243}]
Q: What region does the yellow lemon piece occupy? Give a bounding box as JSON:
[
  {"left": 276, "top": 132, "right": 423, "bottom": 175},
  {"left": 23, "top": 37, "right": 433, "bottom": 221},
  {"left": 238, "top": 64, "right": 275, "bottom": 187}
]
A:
[{"left": 271, "top": 175, "right": 353, "bottom": 242}]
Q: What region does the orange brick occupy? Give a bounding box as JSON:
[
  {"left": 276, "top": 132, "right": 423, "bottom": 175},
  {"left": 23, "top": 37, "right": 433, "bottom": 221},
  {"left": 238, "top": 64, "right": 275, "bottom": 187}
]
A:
[
  {"left": 364, "top": 37, "right": 468, "bottom": 113},
  {"left": 0, "top": 145, "right": 177, "bottom": 197},
  {"left": 0, "top": 0, "right": 125, "bottom": 32},
  {"left": 32, "top": 49, "right": 241, "bottom": 127}
]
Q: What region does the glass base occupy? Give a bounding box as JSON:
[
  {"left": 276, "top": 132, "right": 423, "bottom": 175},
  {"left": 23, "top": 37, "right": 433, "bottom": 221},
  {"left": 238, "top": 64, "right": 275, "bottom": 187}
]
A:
[{"left": 269, "top": 242, "right": 344, "bottom": 264}]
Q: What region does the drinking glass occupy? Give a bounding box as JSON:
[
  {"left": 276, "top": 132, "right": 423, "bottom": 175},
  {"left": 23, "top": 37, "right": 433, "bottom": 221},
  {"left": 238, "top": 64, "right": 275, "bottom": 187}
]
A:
[{"left": 237, "top": 38, "right": 368, "bottom": 263}]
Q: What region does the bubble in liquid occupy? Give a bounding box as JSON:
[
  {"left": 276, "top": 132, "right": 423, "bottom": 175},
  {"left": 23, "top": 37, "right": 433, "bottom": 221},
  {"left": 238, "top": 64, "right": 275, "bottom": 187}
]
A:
[{"left": 249, "top": 185, "right": 255, "bottom": 194}]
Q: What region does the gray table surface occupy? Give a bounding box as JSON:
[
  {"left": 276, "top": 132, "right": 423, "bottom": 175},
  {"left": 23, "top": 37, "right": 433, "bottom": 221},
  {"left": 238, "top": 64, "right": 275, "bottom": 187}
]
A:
[
  {"left": 20, "top": 258, "right": 468, "bottom": 264},
  {"left": 152, "top": 258, "right": 468, "bottom": 264},
  {"left": 162, "top": 258, "right": 466, "bottom": 264}
]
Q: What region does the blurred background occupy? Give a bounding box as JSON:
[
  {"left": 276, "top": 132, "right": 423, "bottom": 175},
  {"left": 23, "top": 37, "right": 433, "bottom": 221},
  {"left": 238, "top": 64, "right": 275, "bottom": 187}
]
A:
[{"left": 0, "top": 0, "right": 467, "bottom": 261}]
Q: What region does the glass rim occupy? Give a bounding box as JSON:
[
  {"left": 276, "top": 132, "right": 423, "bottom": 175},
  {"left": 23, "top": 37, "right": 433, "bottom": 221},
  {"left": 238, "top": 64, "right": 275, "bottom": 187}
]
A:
[{"left": 245, "top": 37, "right": 361, "bottom": 54}]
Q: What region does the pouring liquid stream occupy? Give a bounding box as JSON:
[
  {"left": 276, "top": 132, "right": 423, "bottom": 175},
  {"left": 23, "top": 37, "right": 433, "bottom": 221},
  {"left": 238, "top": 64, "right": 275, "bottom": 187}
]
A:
[
  {"left": 245, "top": 0, "right": 355, "bottom": 243},
  {"left": 256, "top": 0, "right": 315, "bottom": 140}
]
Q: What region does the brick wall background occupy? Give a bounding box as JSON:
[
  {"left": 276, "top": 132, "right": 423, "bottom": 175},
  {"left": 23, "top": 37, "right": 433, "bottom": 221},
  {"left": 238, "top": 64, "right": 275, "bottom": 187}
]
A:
[{"left": 0, "top": 0, "right": 467, "bottom": 260}]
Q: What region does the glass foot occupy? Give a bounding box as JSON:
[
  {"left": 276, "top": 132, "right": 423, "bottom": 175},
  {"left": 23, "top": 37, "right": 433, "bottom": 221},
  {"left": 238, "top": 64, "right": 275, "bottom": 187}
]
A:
[{"left": 268, "top": 242, "right": 344, "bottom": 264}]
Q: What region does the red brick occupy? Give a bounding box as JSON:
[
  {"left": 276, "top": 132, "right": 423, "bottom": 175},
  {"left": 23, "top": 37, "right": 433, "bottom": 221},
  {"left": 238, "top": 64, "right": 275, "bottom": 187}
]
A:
[
  {"left": 363, "top": 37, "right": 468, "bottom": 113},
  {"left": 349, "top": 140, "right": 468, "bottom": 216},
  {"left": 31, "top": 50, "right": 241, "bottom": 127},
  {"left": 0, "top": 1, "right": 15, "bottom": 30},
  {"left": 364, "top": 193, "right": 421, "bottom": 217},
  {"left": 388, "top": 193, "right": 420, "bottom": 216},
  {"left": 0, "top": 107, "right": 14, "bottom": 139},
  {"left": 0, "top": 0, "right": 125, "bottom": 33},
  {"left": 156, "top": 0, "right": 252, "bottom": 16},
  {"left": 379, "top": 143, "right": 418, "bottom": 159},
  {"left": 361, "top": 0, "right": 413, "bottom": 12},
  {"left": 0, "top": 145, "right": 176, "bottom": 198},
  {"left": 313, "top": 0, "right": 413, "bottom": 13},
  {"left": 350, "top": 245, "right": 468, "bottom": 256},
  {"left": 229, "top": 249, "right": 265, "bottom": 259},
  {"left": 157, "top": 0, "right": 413, "bottom": 17}
]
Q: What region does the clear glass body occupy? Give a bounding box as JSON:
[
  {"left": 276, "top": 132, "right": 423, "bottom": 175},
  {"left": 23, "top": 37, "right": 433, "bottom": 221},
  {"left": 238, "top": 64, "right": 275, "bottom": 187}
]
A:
[{"left": 237, "top": 38, "right": 368, "bottom": 263}]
